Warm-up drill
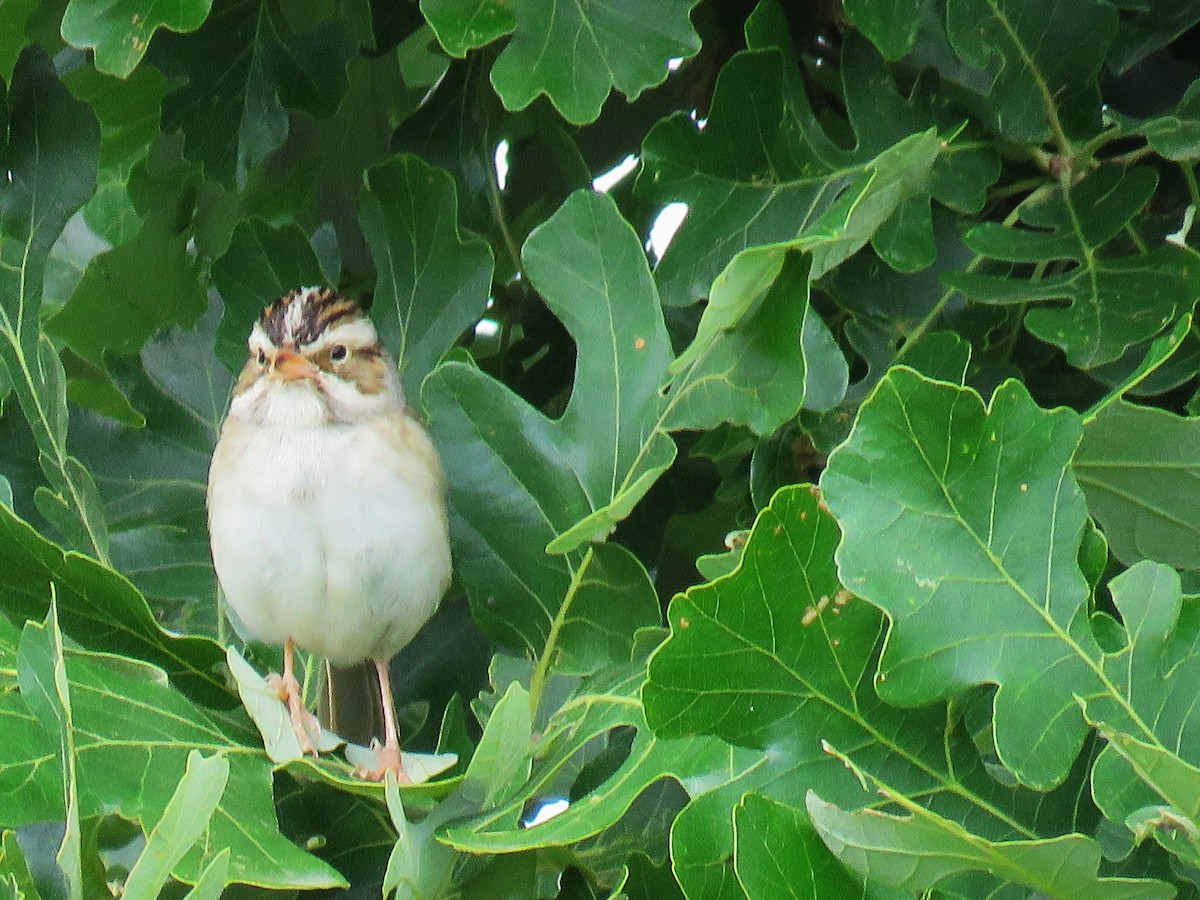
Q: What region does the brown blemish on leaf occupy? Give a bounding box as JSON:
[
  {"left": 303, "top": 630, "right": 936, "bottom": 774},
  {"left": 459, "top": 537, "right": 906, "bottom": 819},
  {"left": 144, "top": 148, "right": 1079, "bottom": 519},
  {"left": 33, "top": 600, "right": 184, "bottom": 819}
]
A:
[
  {"left": 679, "top": 616, "right": 690, "bottom": 629},
  {"left": 634, "top": 337, "right": 646, "bottom": 350},
  {"left": 802, "top": 595, "right": 831, "bottom": 626}
]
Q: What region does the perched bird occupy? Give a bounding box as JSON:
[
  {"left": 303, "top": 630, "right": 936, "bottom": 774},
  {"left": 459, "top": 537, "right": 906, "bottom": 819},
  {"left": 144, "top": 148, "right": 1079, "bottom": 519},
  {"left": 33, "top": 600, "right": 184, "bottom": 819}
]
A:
[{"left": 207, "top": 286, "right": 451, "bottom": 782}]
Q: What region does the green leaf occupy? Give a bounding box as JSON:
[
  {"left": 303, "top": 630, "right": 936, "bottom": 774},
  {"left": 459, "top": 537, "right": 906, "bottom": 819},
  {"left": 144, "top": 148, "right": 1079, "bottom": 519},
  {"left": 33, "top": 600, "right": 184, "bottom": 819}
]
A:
[
  {"left": 1, "top": 638, "right": 346, "bottom": 889},
  {"left": 944, "top": 0, "right": 1117, "bottom": 142},
  {"left": 843, "top": 0, "right": 922, "bottom": 59},
  {"left": 821, "top": 368, "right": 1098, "bottom": 789},
  {"left": 807, "top": 789, "right": 1174, "bottom": 899},
  {"left": 669, "top": 129, "right": 940, "bottom": 375},
  {"left": 0, "top": 0, "right": 36, "bottom": 80},
  {"left": 122, "top": 751, "right": 229, "bottom": 899},
  {"left": 244, "top": 48, "right": 420, "bottom": 274},
  {"left": 19, "top": 602, "right": 82, "bottom": 900},
  {"left": 61, "top": 0, "right": 214, "bottom": 77},
  {"left": 152, "top": 0, "right": 351, "bottom": 185},
  {"left": 382, "top": 769, "right": 456, "bottom": 900},
  {"left": 553, "top": 543, "right": 662, "bottom": 677},
  {"left": 68, "top": 301, "right": 230, "bottom": 630},
  {"left": 421, "top": 0, "right": 701, "bottom": 124},
  {"left": 45, "top": 159, "right": 208, "bottom": 374},
  {"left": 1108, "top": 1, "right": 1200, "bottom": 72},
  {"left": 460, "top": 681, "right": 533, "bottom": 809},
  {"left": 210, "top": 219, "right": 325, "bottom": 372},
  {"left": 0, "top": 47, "right": 108, "bottom": 560},
  {"left": 733, "top": 794, "right": 864, "bottom": 898},
  {"left": 645, "top": 485, "right": 1085, "bottom": 898},
  {"left": 360, "top": 154, "right": 493, "bottom": 401},
  {"left": 0, "top": 829, "right": 41, "bottom": 900},
  {"left": 0, "top": 497, "right": 229, "bottom": 706},
  {"left": 423, "top": 190, "right": 671, "bottom": 653},
  {"left": 416, "top": 0, "right": 514, "bottom": 56},
  {"left": 1075, "top": 400, "right": 1200, "bottom": 570},
  {"left": 945, "top": 167, "right": 1195, "bottom": 368},
  {"left": 1089, "top": 720, "right": 1200, "bottom": 867},
  {"left": 181, "top": 848, "right": 230, "bottom": 900},
  {"left": 639, "top": 21, "right": 993, "bottom": 307},
  {"left": 1122, "top": 80, "right": 1200, "bottom": 162},
  {"left": 1087, "top": 564, "right": 1200, "bottom": 835},
  {"left": 442, "top": 663, "right": 730, "bottom": 855}
]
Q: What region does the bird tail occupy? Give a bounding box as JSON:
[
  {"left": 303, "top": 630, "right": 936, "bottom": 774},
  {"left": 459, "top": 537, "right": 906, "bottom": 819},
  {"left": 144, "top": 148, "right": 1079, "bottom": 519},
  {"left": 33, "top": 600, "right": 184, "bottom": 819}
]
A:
[{"left": 319, "top": 660, "right": 385, "bottom": 746}]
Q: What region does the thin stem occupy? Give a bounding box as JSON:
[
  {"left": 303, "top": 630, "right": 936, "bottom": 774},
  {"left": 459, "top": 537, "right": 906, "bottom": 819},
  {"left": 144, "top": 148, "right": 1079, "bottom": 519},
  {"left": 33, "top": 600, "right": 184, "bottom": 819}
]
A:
[
  {"left": 1183, "top": 163, "right": 1200, "bottom": 214},
  {"left": 486, "top": 149, "right": 523, "bottom": 281},
  {"left": 898, "top": 204, "right": 1028, "bottom": 359},
  {"left": 1123, "top": 221, "right": 1148, "bottom": 255},
  {"left": 1108, "top": 144, "right": 1157, "bottom": 168},
  {"left": 528, "top": 547, "right": 594, "bottom": 720}
]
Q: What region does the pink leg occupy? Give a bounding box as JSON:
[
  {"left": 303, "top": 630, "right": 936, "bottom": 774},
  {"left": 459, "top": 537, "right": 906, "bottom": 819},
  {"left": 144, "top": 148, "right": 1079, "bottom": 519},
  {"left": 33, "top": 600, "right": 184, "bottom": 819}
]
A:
[
  {"left": 270, "top": 638, "right": 321, "bottom": 757},
  {"left": 356, "top": 658, "right": 411, "bottom": 783}
]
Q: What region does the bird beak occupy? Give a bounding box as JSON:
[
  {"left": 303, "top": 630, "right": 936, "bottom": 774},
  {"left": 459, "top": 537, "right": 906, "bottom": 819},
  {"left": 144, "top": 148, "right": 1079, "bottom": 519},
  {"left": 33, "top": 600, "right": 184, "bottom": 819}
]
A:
[{"left": 272, "top": 348, "right": 319, "bottom": 382}]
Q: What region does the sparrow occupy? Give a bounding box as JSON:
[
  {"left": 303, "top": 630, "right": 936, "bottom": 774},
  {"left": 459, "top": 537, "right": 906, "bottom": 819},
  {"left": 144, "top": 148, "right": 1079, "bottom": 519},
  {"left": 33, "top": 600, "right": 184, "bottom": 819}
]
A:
[{"left": 207, "top": 286, "right": 452, "bottom": 782}]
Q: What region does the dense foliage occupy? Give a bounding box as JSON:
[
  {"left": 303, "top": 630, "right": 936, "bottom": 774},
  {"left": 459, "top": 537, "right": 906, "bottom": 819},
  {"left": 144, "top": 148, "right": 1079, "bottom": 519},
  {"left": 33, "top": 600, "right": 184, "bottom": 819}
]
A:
[{"left": 3, "top": 0, "right": 1200, "bottom": 897}]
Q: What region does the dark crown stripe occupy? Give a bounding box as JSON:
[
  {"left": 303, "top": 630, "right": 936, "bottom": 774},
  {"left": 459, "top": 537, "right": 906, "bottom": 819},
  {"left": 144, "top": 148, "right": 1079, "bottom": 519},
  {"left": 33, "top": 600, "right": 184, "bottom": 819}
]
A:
[{"left": 259, "top": 288, "right": 364, "bottom": 347}]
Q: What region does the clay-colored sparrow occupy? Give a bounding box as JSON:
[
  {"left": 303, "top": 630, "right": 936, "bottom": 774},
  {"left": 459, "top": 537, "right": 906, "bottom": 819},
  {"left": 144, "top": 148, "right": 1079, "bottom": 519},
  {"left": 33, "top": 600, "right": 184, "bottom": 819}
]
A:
[{"left": 207, "top": 287, "right": 451, "bottom": 782}]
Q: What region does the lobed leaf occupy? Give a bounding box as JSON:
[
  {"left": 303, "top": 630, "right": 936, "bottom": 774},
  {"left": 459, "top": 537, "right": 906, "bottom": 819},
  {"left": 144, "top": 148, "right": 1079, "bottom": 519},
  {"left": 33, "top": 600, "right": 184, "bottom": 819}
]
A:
[
  {"left": 0, "top": 47, "right": 108, "bottom": 559},
  {"left": 645, "top": 485, "right": 1092, "bottom": 898},
  {"left": 946, "top": 166, "right": 1195, "bottom": 368},
  {"left": 639, "top": 8, "right": 995, "bottom": 308},
  {"left": 1075, "top": 400, "right": 1200, "bottom": 570},
  {"left": 421, "top": 0, "right": 701, "bottom": 124},
  {"left": 152, "top": 0, "right": 352, "bottom": 186},
  {"left": 807, "top": 789, "right": 1174, "bottom": 899},
  {"left": 944, "top": 0, "right": 1116, "bottom": 142},
  {"left": 0, "top": 626, "right": 345, "bottom": 889},
  {"left": 360, "top": 153, "right": 494, "bottom": 403},
  {"left": 822, "top": 367, "right": 1097, "bottom": 789},
  {"left": 61, "top": 0, "right": 214, "bottom": 77}
]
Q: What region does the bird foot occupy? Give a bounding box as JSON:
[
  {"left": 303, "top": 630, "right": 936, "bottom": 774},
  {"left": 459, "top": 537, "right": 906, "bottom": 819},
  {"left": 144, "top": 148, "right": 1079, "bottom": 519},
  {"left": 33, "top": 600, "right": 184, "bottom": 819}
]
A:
[
  {"left": 266, "top": 671, "right": 322, "bottom": 757},
  {"left": 353, "top": 738, "right": 412, "bottom": 784}
]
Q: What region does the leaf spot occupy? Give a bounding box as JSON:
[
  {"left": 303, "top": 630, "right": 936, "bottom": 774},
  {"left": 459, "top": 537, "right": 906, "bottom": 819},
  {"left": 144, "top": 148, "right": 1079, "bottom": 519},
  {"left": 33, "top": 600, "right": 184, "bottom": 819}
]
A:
[
  {"left": 1019, "top": 483, "right": 1029, "bottom": 492},
  {"left": 802, "top": 595, "right": 831, "bottom": 626},
  {"left": 634, "top": 337, "right": 646, "bottom": 350},
  {"left": 678, "top": 616, "right": 689, "bottom": 629}
]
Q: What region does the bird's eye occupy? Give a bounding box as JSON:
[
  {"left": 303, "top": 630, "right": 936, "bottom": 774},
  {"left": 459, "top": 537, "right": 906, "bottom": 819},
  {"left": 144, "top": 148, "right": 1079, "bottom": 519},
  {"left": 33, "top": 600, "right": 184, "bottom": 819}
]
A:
[
  {"left": 330, "top": 344, "right": 348, "bottom": 362},
  {"left": 257, "top": 348, "right": 267, "bottom": 366}
]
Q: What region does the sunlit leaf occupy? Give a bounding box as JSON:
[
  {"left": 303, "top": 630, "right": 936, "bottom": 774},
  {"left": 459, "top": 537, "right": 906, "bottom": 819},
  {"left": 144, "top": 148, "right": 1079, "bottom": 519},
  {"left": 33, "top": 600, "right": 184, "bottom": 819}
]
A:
[
  {"left": 822, "top": 368, "right": 1096, "bottom": 789},
  {"left": 808, "top": 788, "right": 1173, "bottom": 899},
  {"left": 61, "top": 0, "right": 214, "bottom": 77}
]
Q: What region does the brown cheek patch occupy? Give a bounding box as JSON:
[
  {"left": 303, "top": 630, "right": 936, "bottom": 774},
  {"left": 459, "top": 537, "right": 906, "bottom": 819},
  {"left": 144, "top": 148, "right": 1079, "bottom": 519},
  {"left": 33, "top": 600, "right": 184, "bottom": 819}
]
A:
[{"left": 353, "top": 351, "right": 388, "bottom": 395}]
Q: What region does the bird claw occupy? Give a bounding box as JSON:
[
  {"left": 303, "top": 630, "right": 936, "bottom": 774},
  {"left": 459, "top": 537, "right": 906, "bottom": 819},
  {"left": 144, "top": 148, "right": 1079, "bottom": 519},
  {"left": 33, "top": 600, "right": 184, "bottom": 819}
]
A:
[
  {"left": 266, "top": 671, "right": 322, "bottom": 757},
  {"left": 352, "top": 738, "right": 411, "bottom": 784}
]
